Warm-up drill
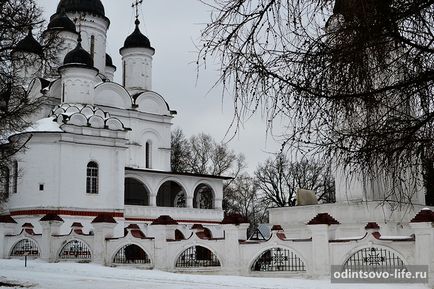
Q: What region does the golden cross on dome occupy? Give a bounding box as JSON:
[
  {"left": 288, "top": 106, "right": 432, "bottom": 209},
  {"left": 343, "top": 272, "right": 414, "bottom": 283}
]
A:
[{"left": 132, "top": 0, "right": 143, "bottom": 20}]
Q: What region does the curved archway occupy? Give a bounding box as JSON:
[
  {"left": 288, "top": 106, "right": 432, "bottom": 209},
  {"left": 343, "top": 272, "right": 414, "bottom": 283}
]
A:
[
  {"left": 193, "top": 184, "right": 214, "bottom": 209},
  {"left": 58, "top": 239, "right": 92, "bottom": 261},
  {"left": 157, "top": 181, "right": 186, "bottom": 207},
  {"left": 251, "top": 247, "right": 306, "bottom": 272},
  {"left": 113, "top": 244, "right": 151, "bottom": 264},
  {"left": 343, "top": 246, "right": 405, "bottom": 271},
  {"left": 9, "top": 238, "right": 39, "bottom": 258},
  {"left": 175, "top": 245, "right": 221, "bottom": 268},
  {"left": 124, "top": 178, "right": 150, "bottom": 206}
]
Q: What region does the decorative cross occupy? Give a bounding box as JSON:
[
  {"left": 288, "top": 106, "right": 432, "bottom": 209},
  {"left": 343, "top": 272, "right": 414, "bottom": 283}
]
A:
[
  {"left": 132, "top": 0, "right": 143, "bottom": 20},
  {"left": 73, "top": 13, "right": 86, "bottom": 34}
]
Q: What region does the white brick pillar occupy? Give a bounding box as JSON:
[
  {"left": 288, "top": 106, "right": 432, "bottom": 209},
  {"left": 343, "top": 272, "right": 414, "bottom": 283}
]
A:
[
  {"left": 91, "top": 217, "right": 117, "bottom": 265},
  {"left": 39, "top": 215, "right": 64, "bottom": 262}
]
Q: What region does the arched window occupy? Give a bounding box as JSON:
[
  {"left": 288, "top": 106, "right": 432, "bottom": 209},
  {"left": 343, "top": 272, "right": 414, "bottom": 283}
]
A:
[
  {"left": 157, "top": 181, "right": 186, "bottom": 207},
  {"left": 124, "top": 178, "right": 149, "bottom": 206},
  {"left": 86, "top": 162, "right": 98, "bottom": 194},
  {"left": 343, "top": 247, "right": 405, "bottom": 271},
  {"left": 10, "top": 239, "right": 39, "bottom": 257},
  {"left": 113, "top": 244, "right": 151, "bottom": 264},
  {"left": 251, "top": 247, "right": 306, "bottom": 272},
  {"left": 1, "top": 167, "right": 10, "bottom": 199},
  {"left": 58, "top": 240, "right": 92, "bottom": 260},
  {"left": 193, "top": 184, "right": 214, "bottom": 209},
  {"left": 175, "top": 246, "right": 221, "bottom": 268},
  {"left": 145, "top": 141, "right": 151, "bottom": 169}
]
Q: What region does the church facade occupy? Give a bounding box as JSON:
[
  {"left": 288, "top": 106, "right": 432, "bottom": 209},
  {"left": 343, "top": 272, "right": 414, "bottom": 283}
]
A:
[{"left": 0, "top": 0, "right": 433, "bottom": 283}]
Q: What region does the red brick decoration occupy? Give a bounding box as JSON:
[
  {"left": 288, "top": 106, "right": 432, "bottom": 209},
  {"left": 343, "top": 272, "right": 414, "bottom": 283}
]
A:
[
  {"left": 125, "top": 224, "right": 140, "bottom": 230},
  {"left": 71, "top": 222, "right": 84, "bottom": 228},
  {"left": 151, "top": 215, "right": 178, "bottom": 225},
  {"left": 11, "top": 209, "right": 123, "bottom": 218},
  {"left": 39, "top": 213, "right": 64, "bottom": 222},
  {"left": 271, "top": 225, "right": 283, "bottom": 231},
  {"left": 307, "top": 213, "right": 340, "bottom": 225},
  {"left": 221, "top": 213, "right": 249, "bottom": 225},
  {"left": 410, "top": 209, "right": 434, "bottom": 223},
  {"left": 22, "top": 223, "right": 34, "bottom": 228},
  {"left": 91, "top": 214, "right": 117, "bottom": 224},
  {"left": 0, "top": 215, "right": 17, "bottom": 224},
  {"left": 365, "top": 222, "right": 380, "bottom": 230},
  {"left": 191, "top": 224, "right": 205, "bottom": 230}
]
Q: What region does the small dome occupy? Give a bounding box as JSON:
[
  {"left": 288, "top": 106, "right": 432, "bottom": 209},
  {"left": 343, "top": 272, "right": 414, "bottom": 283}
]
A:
[
  {"left": 63, "top": 36, "right": 93, "bottom": 66},
  {"left": 105, "top": 53, "right": 115, "bottom": 67},
  {"left": 13, "top": 29, "right": 43, "bottom": 56},
  {"left": 56, "top": 0, "right": 105, "bottom": 17},
  {"left": 47, "top": 12, "right": 77, "bottom": 33},
  {"left": 122, "top": 20, "right": 154, "bottom": 50}
]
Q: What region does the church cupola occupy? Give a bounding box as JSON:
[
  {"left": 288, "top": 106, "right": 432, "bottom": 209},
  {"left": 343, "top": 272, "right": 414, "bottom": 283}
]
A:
[
  {"left": 12, "top": 28, "right": 43, "bottom": 87},
  {"left": 105, "top": 53, "right": 116, "bottom": 81},
  {"left": 55, "top": 0, "right": 109, "bottom": 73},
  {"left": 59, "top": 35, "right": 98, "bottom": 104},
  {"left": 120, "top": 18, "right": 155, "bottom": 93}
]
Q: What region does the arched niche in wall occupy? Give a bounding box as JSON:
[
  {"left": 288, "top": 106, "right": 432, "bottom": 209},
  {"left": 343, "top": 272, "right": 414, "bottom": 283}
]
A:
[
  {"left": 95, "top": 82, "right": 132, "bottom": 109},
  {"left": 58, "top": 239, "right": 92, "bottom": 261},
  {"left": 342, "top": 246, "right": 406, "bottom": 271},
  {"left": 193, "top": 183, "right": 214, "bottom": 209},
  {"left": 134, "top": 91, "right": 170, "bottom": 115},
  {"left": 251, "top": 247, "right": 306, "bottom": 272},
  {"left": 9, "top": 238, "right": 40, "bottom": 258},
  {"left": 156, "top": 180, "right": 186, "bottom": 208},
  {"left": 112, "top": 244, "right": 151, "bottom": 265},
  {"left": 124, "top": 177, "right": 150, "bottom": 206},
  {"left": 175, "top": 245, "right": 221, "bottom": 268}
]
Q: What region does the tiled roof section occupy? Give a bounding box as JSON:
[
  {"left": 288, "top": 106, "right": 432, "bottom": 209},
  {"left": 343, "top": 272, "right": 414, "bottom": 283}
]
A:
[
  {"left": 91, "top": 214, "right": 117, "bottom": 224},
  {"left": 71, "top": 222, "right": 83, "bottom": 228},
  {"left": 22, "top": 223, "right": 34, "bottom": 228},
  {"left": 125, "top": 224, "right": 140, "bottom": 230},
  {"left": 40, "top": 213, "right": 64, "bottom": 222},
  {"left": 0, "top": 215, "right": 17, "bottom": 224},
  {"left": 191, "top": 224, "right": 205, "bottom": 230},
  {"left": 365, "top": 222, "right": 380, "bottom": 230},
  {"left": 307, "top": 213, "right": 340, "bottom": 225},
  {"left": 221, "top": 213, "right": 249, "bottom": 225},
  {"left": 411, "top": 208, "right": 434, "bottom": 223},
  {"left": 271, "top": 225, "right": 283, "bottom": 231},
  {"left": 151, "top": 215, "right": 178, "bottom": 225}
]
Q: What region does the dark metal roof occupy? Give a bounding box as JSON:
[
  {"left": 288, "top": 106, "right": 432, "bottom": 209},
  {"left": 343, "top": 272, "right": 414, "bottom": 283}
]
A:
[
  {"left": 57, "top": 0, "right": 105, "bottom": 17},
  {"left": 122, "top": 19, "right": 154, "bottom": 51},
  {"left": 125, "top": 167, "right": 233, "bottom": 180},
  {"left": 13, "top": 29, "right": 43, "bottom": 56},
  {"left": 63, "top": 36, "right": 94, "bottom": 66},
  {"left": 47, "top": 12, "right": 77, "bottom": 33},
  {"left": 105, "top": 53, "right": 115, "bottom": 68}
]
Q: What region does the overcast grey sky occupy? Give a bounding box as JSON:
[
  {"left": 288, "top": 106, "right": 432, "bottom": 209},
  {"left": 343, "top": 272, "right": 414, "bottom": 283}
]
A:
[{"left": 38, "top": 0, "right": 281, "bottom": 172}]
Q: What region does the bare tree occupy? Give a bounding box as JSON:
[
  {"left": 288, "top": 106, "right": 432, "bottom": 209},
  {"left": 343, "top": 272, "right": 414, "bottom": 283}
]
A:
[
  {"left": 198, "top": 0, "right": 434, "bottom": 204},
  {"left": 255, "top": 154, "right": 335, "bottom": 207},
  {"left": 0, "top": 0, "right": 57, "bottom": 202}
]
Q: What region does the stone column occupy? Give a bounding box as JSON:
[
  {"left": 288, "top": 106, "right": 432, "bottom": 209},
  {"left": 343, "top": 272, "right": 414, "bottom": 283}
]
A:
[
  {"left": 150, "top": 225, "right": 168, "bottom": 270},
  {"left": 149, "top": 194, "right": 157, "bottom": 207}
]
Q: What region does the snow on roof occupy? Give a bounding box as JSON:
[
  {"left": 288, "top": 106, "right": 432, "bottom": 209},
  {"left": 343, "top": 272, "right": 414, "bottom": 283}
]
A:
[{"left": 23, "top": 117, "right": 63, "bottom": 133}]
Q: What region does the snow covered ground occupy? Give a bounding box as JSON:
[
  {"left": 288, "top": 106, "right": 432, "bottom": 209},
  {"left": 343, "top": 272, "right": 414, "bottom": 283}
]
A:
[{"left": 0, "top": 259, "right": 429, "bottom": 289}]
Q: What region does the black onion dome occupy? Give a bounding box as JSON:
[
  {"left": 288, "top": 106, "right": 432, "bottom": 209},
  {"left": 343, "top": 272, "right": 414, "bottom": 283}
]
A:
[
  {"left": 56, "top": 0, "right": 105, "bottom": 17},
  {"left": 47, "top": 12, "right": 77, "bottom": 33},
  {"left": 63, "top": 36, "right": 93, "bottom": 66},
  {"left": 105, "top": 53, "right": 115, "bottom": 68},
  {"left": 13, "top": 29, "right": 43, "bottom": 56},
  {"left": 122, "top": 20, "right": 154, "bottom": 50}
]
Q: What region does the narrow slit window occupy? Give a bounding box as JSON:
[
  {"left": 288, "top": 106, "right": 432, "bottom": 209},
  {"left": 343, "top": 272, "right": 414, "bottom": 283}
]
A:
[
  {"left": 86, "top": 161, "right": 98, "bottom": 194},
  {"left": 90, "top": 35, "right": 95, "bottom": 60},
  {"left": 13, "top": 161, "right": 18, "bottom": 194},
  {"left": 145, "top": 141, "right": 151, "bottom": 169}
]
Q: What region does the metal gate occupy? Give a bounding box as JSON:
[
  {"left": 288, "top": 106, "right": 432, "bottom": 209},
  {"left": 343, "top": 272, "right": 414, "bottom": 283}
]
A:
[
  {"left": 113, "top": 244, "right": 151, "bottom": 264},
  {"left": 58, "top": 240, "right": 92, "bottom": 260},
  {"left": 343, "top": 247, "right": 405, "bottom": 271},
  {"left": 10, "top": 239, "right": 39, "bottom": 257},
  {"left": 251, "top": 247, "right": 306, "bottom": 272}
]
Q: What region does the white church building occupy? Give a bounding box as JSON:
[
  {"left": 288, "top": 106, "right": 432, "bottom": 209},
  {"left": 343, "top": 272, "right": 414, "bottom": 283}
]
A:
[{"left": 0, "top": 0, "right": 433, "bottom": 283}]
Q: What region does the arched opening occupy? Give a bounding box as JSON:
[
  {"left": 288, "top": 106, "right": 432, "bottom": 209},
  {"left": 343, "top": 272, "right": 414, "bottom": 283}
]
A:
[
  {"left": 145, "top": 141, "right": 152, "bottom": 169},
  {"left": 113, "top": 244, "right": 151, "bottom": 264},
  {"left": 124, "top": 178, "right": 149, "bottom": 206},
  {"left": 193, "top": 184, "right": 214, "bottom": 209},
  {"left": 86, "top": 161, "right": 98, "bottom": 194},
  {"left": 343, "top": 246, "right": 405, "bottom": 271},
  {"left": 251, "top": 247, "right": 306, "bottom": 272},
  {"left": 156, "top": 181, "right": 186, "bottom": 207},
  {"left": 58, "top": 240, "right": 92, "bottom": 261},
  {"left": 10, "top": 239, "right": 39, "bottom": 258},
  {"left": 175, "top": 246, "right": 221, "bottom": 268}
]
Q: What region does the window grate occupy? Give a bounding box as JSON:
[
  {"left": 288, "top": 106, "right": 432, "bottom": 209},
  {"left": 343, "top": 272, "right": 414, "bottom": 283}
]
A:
[
  {"left": 59, "top": 240, "right": 91, "bottom": 260},
  {"left": 10, "top": 239, "right": 39, "bottom": 257},
  {"left": 175, "top": 246, "right": 221, "bottom": 268},
  {"left": 343, "top": 247, "right": 405, "bottom": 271},
  {"left": 113, "top": 244, "right": 151, "bottom": 264},
  {"left": 86, "top": 162, "right": 98, "bottom": 194},
  {"left": 252, "top": 247, "right": 306, "bottom": 272}
]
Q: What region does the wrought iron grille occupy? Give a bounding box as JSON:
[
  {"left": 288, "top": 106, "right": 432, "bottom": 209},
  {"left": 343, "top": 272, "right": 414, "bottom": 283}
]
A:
[
  {"left": 113, "top": 244, "right": 151, "bottom": 264},
  {"left": 175, "top": 246, "right": 221, "bottom": 268},
  {"left": 59, "top": 240, "right": 92, "bottom": 260},
  {"left": 343, "top": 247, "right": 405, "bottom": 271},
  {"left": 251, "top": 247, "right": 306, "bottom": 272},
  {"left": 10, "top": 239, "right": 39, "bottom": 257}
]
